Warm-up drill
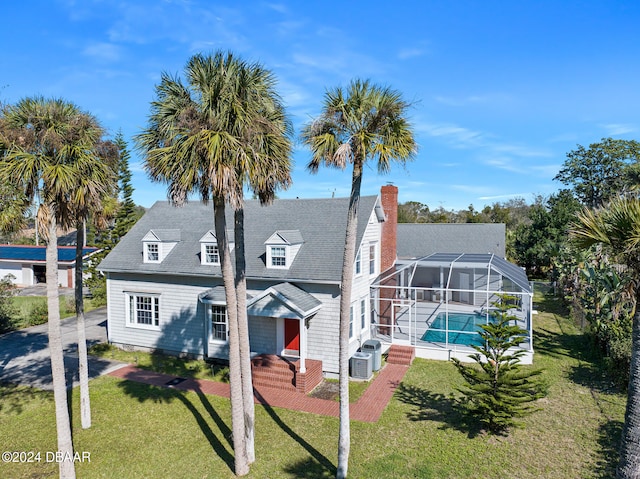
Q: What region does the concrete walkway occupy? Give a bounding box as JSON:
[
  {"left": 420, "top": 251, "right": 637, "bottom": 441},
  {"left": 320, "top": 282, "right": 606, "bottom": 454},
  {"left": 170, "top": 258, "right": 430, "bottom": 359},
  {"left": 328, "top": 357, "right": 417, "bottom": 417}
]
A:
[{"left": 109, "top": 362, "right": 409, "bottom": 423}]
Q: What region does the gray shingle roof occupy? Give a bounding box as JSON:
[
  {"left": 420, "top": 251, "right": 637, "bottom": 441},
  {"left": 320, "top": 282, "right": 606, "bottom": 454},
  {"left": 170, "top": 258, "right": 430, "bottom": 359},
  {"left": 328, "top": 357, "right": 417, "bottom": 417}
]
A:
[
  {"left": 397, "top": 223, "right": 506, "bottom": 259},
  {"left": 247, "top": 282, "right": 322, "bottom": 318},
  {"left": 99, "top": 195, "right": 379, "bottom": 283}
]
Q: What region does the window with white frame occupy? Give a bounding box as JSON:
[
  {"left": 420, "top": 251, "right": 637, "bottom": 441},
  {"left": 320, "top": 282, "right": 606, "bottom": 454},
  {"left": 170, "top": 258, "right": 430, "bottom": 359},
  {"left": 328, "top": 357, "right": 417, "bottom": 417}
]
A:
[
  {"left": 146, "top": 243, "right": 159, "bottom": 262},
  {"left": 127, "top": 293, "right": 160, "bottom": 329},
  {"left": 360, "top": 298, "right": 366, "bottom": 330},
  {"left": 270, "top": 246, "right": 287, "bottom": 267},
  {"left": 369, "top": 243, "right": 376, "bottom": 275},
  {"left": 211, "top": 305, "right": 227, "bottom": 341},
  {"left": 203, "top": 244, "right": 220, "bottom": 265},
  {"left": 355, "top": 248, "right": 362, "bottom": 275}
]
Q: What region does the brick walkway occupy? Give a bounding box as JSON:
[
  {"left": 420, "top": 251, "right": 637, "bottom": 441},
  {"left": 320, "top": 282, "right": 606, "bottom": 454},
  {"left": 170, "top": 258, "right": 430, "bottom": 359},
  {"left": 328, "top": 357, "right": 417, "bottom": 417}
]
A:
[{"left": 109, "top": 363, "right": 409, "bottom": 423}]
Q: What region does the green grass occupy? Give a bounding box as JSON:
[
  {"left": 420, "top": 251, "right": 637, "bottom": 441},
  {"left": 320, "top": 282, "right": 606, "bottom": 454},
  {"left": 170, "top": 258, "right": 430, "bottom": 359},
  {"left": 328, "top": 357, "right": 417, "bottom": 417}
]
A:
[
  {"left": 0, "top": 292, "right": 626, "bottom": 478},
  {"left": 88, "top": 343, "right": 231, "bottom": 382},
  {"left": 9, "top": 295, "right": 102, "bottom": 329}
]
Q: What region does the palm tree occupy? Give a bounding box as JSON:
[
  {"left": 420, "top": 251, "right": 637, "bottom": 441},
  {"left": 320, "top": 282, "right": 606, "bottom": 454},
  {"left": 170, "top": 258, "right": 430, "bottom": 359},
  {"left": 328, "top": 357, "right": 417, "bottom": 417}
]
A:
[
  {"left": 0, "top": 97, "right": 111, "bottom": 479},
  {"left": 571, "top": 196, "right": 640, "bottom": 479},
  {"left": 137, "top": 51, "right": 290, "bottom": 475},
  {"left": 232, "top": 77, "right": 293, "bottom": 463},
  {"left": 301, "top": 79, "right": 417, "bottom": 478},
  {"left": 70, "top": 129, "right": 118, "bottom": 430}
]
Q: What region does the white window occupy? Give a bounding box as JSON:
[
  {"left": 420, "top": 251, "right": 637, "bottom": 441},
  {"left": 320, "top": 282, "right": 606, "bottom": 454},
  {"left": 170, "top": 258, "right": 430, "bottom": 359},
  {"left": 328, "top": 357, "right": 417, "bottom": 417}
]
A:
[
  {"left": 360, "top": 299, "right": 366, "bottom": 330},
  {"left": 369, "top": 243, "right": 376, "bottom": 275},
  {"left": 146, "top": 243, "right": 159, "bottom": 262},
  {"left": 349, "top": 304, "right": 355, "bottom": 339},
  {"left": 204, "top": 244, "right": 220, "bottom": 265},
  {"left": 211, "top": 305, "right": 228, "bottom": 341},
  {"left": 355, "top": 248, "right": 361, "bottom": 275},
  {"left": 271, "top": 246, "right": 286, "bottom": 267},
  {"left": 127, "top": 293, "right": 160, "bottom": 330}
]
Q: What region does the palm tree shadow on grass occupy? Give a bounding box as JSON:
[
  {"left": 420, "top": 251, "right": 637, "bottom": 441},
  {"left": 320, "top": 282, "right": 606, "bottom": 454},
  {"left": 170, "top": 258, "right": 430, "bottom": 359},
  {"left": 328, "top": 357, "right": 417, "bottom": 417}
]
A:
[
  {"left": 594, "top": 419, "right": 623, "bottom": 479},
  {"left": 253, "top": 389, "right": 336, "bottom": 478},
  {"left": 117, "top": 380, "right": 235, "bottom": 472},
  {"left": 394, "top": 383, "right": 482, "bottom": 438}
]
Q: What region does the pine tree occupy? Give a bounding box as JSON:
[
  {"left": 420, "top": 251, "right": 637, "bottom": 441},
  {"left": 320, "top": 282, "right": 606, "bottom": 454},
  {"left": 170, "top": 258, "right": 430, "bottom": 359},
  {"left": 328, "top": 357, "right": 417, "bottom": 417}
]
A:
[
  {"left": 452, "top": 295, "right": 546, "bottom": 434},
  {"left": 85, "top": 132, "right": 141, "bottom": 303},
  {"left": 112, "top": 131, "right": 138, "bottom": 241}
]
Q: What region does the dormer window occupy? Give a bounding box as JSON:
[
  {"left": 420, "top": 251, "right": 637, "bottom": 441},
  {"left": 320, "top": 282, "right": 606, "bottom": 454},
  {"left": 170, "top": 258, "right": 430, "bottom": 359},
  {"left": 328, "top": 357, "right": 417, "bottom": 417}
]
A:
[
  {"left": 270, "top": 246, "right": 286, "bottom": 267},
  {"left": 204, "top": 244, "right": 220, "bottom": 265},
  {"left": 142, "top": 229, "right": 180, "bottom": 264},
  {"left": 264, "top": 230, "right": 303, "bottom": 270},
  {"left": 199, "top": 230, "right": 232, "bottom": 266},
  {"left": 146, "top": 243, "right": 159, "bottom": 262}
]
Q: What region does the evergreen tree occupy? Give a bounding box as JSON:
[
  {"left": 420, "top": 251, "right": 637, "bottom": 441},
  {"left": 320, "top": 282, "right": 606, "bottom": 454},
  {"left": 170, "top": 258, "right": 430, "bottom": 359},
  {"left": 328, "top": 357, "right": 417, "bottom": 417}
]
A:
[
  {"left": 452, "top": 296, "right": 546, "bottom": 434},
  {"left": 85, "top": 132, "right": 141, "bottom": 303},
  {"left": 112, "top": 131, "right": 139, "bottom": 241}
]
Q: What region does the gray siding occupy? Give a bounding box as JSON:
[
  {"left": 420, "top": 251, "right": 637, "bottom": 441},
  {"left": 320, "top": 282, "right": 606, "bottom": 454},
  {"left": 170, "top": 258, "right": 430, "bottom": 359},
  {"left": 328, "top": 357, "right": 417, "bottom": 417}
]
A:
[
  {"left": 107, "top": 273, "right": 216, "bottom": 356},
  {"left": 248, "top": 316, "right": 277, "bottom": 353}
]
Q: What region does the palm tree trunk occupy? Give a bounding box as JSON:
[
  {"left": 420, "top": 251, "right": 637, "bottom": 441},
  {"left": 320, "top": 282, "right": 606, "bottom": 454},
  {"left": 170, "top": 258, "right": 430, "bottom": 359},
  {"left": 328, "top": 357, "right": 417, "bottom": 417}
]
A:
[
  {"left": 214, "top": 198, "right": 249, "bottom": 476},
  {"left": 46, "top": 214, "right": 77, "bottom": 479},
  {"left": 235, "top": 206, "right": 256, "bottom": 464},
  {"left": 617, "top": 290, "right": 640, "bottom": 479},
  {"left": 75, "top": 220, "right": 91, "bottom": 429},
  {"left": 336, "top": 159, "right": 363, "bottom": 479}
]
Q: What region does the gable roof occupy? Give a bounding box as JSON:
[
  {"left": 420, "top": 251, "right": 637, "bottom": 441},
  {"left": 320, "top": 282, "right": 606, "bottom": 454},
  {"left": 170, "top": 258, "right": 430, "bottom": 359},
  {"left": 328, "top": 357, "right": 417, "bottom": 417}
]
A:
[
  {"left": 396, "top": 223, "right": 506, "bottom": 259},
  {"left": 0, "top": 245, "right": 98, "bottom": 263},
  {"left": 247, "top": 282, "right": 322, "bottom": 319},
  {"left": 99, "top": 195, "right": 381, "bottom": 283},
  {"left": 142, "top": 229, "right": 181, "bottom": 242}
]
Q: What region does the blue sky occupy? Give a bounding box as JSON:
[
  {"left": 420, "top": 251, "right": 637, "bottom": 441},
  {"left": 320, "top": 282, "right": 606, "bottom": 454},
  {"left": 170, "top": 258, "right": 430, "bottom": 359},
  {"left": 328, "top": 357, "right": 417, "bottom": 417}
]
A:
[{"left": 2, "top": 0, "right": 639, "bottom": 210}]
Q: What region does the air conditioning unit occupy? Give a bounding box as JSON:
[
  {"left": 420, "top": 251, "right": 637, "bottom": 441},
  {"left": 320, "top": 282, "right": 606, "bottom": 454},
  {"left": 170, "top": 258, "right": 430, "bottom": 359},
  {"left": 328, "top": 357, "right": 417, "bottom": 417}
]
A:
[{"left": 350, "top": 352, "right": 373, "bottom": 380}]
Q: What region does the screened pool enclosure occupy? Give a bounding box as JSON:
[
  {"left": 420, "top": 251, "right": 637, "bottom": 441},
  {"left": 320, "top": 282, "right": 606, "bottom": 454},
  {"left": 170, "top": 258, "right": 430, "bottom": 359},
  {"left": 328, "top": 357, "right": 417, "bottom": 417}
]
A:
[{"left": 370, "top": 253, "right": 534, "bottom": 363}]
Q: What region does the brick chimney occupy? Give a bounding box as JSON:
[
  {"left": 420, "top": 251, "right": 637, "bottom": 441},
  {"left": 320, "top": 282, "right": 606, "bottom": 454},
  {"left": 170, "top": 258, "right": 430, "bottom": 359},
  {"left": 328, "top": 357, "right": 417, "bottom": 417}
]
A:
[{"left": 380, "top": 184, "right": 398, "bottom": 272}]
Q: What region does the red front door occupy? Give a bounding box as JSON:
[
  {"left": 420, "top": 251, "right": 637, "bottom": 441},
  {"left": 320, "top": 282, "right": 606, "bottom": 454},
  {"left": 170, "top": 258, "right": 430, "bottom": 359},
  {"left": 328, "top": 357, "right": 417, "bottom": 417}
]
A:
[{"left": 284, "top": 318, "right": 300, "bottom": 354}]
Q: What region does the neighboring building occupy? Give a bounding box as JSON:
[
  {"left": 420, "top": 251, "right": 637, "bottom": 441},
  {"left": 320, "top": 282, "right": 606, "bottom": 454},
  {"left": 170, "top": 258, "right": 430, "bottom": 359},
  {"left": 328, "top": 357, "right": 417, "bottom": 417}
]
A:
[
  {"left": 100, "top": 184, "right": 534, "bottom": 374},
  {"left": 0, "top": 245, "right": 98, "bottom": 288},
  {"left": 397, "top": 223, "right": 506, "bottom": 259}
]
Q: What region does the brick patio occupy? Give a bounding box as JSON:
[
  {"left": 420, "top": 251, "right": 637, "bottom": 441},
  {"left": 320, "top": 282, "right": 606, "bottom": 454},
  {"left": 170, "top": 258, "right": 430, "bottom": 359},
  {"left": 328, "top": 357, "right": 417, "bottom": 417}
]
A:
[{"left": 109, "top": 359, "right": 410, "bottom": 423}]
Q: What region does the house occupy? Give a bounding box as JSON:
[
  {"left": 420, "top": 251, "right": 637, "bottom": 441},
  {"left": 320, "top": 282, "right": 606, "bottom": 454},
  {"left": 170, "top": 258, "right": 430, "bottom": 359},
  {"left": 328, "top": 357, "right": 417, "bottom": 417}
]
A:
[
  {"left": 99, "top": 185, "right": 534, "bottom": 381},
  {"left": 0, "top": 245, "right": 98, "bottom": 288},
  {"left": 396, "top": 223, "right": 506, "bottom": 259},
  {"left": 99, "top": 186, "right": 398, "bottom": 378}
]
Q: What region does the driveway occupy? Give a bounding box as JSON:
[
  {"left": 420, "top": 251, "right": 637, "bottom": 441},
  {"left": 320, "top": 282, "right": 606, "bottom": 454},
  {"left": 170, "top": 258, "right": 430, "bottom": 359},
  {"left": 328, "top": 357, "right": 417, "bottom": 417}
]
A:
[{"left": 0, "top": 307, "right": 126, "bottom": 390}]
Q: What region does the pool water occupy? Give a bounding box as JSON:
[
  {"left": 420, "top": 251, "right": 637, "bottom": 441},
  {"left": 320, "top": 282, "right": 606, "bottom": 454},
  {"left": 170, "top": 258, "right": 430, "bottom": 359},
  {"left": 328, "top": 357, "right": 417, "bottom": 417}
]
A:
[{"left": 420, "top": 312, "right": 494, "bottom": 346}]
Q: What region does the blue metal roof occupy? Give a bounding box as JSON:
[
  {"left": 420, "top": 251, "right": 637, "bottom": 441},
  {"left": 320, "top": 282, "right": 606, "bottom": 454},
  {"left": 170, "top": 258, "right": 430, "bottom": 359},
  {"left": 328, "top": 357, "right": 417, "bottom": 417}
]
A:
[{"left": 0, "top": 245, "right": 98, "bottom": 263}]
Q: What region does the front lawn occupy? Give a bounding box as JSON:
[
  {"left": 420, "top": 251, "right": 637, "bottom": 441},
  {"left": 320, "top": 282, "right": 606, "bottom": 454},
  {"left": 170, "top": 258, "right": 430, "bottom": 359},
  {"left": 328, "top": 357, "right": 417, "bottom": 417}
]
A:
[{"left": 0, "top": 293, "right": 626, "bottom": 478}]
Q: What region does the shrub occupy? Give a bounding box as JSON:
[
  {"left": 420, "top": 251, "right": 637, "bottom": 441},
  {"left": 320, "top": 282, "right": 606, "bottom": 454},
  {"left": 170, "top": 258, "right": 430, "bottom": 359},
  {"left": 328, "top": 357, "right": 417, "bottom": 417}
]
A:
[
  {"left": 27, "top": 301, "right": 49, "bottom": 327},
  {"left": 0, "top": 274, "right": 17, "bottom": 333}
]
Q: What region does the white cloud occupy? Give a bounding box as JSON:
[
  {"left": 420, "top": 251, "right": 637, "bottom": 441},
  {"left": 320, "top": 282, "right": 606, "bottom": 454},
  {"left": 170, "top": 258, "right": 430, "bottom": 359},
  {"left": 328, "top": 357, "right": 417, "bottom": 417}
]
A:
[
  {"left": 398, "top": 48, "right": 424, "bottom": 60},
  {"left": 601, "top": 123, "right": 636, "bottom": 136},
  {"left": 415, "top": 121, "right": 485, "bottom": 148},
  {"left": 82, "top": 42, "right": 122, "bottom": 62},
  {"left": 478, "top": 193, "right": 530, "bottom": 201}
]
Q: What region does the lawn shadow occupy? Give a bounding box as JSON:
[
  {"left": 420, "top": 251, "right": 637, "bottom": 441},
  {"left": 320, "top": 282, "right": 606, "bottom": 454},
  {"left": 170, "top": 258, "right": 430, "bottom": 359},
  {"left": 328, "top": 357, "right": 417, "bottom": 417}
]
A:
[
  {"left": 594, "top": 419, "right": 622, "bottom": 478},
  {"left": 0, "top": 382, "right": 52, "bottom": 415},
  {"left": 394, "top": 383, "right": 482, "bottom": 438},
  {"left": 282, "top": 457, "right": 335, "bottom": 479},
  {"left": 117, "top": 379, "right": 235, "bottom": 472},
  {"left": 253, "top": 389, "right": 336, "bottom": 477}
]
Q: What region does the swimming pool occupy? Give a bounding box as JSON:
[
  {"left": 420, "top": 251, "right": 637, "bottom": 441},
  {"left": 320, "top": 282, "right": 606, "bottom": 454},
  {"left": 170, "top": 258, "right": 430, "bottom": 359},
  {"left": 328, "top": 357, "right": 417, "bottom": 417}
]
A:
[{"left": 420, "top": 312, "right": 494, "bottom": 346}]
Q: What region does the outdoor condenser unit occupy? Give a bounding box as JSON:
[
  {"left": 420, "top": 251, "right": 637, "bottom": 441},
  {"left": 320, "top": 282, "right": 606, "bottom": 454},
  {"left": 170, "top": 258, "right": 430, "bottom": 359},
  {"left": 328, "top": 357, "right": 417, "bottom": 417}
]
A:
[{"left": 350, "top": 352, "right": 373, "bottom": 380}]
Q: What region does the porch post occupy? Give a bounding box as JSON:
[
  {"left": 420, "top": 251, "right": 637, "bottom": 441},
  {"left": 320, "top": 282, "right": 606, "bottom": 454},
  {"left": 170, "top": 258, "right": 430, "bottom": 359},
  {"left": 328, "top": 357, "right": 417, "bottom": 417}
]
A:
[{"left": 299, "top": 317, "right": 307, "bottom": 373}]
